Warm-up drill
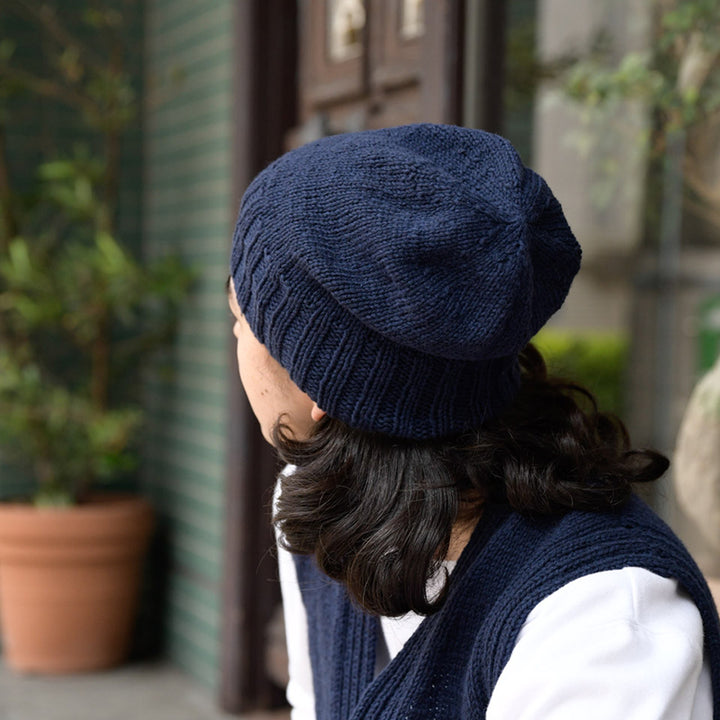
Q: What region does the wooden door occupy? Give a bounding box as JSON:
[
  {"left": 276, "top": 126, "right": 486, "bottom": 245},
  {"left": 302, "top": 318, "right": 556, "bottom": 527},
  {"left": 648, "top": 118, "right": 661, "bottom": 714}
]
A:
[{"left": 288, "top": 0, "right": 464, "bottom": 148}]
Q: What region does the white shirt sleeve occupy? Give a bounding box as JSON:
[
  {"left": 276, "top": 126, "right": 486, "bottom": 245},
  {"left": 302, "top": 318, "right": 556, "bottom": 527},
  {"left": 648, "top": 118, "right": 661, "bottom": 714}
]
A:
[
  {"left": 486, "top": 567, "right": 712, "bottom": 720},
  {"left": 274, "top": 471, "right": 316, "bottom": 720},
  {"left": 277, "top": 540, "right": 316, "bottom": 720}
]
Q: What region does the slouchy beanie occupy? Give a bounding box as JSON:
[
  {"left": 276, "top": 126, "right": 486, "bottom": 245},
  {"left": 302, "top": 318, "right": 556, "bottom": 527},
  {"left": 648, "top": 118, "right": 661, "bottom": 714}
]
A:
[{"left": 230, "top": 123, "right": 581, "bottom": 439}]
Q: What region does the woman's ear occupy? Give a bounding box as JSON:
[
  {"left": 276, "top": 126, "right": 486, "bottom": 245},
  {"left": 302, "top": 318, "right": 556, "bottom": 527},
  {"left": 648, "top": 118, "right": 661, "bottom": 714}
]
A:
[{"left": 311, "top": 403, "right": 326, "bottom": 422}]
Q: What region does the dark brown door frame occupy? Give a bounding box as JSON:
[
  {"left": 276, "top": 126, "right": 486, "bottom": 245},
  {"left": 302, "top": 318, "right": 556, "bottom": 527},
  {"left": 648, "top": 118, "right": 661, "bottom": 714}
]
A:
[
  {"left": 421, "top": 0, "right": 507, "bottom": 129},
  {"left": 421, "top": 0, "right": 465, "bottom": 124},
  {"left": 220, "top": 0, "right": 297, "bottom": 713},
  {"left": 462, "top": 0, "right": 507, "bottom": 132}
]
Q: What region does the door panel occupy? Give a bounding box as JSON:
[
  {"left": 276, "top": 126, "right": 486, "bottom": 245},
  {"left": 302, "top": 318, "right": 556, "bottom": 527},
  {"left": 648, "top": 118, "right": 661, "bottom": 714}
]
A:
[{"left": 290, "top": 0, "right": 460, "bottom": 146}]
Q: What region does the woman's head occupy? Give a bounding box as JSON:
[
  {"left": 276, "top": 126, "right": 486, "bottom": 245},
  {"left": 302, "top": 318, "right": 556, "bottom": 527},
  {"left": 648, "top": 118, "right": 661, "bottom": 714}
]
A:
[
  {"left": 230, "top": 124, "right": 581, "bottom": 441},
  {"left": 227, "top": 125, "right": 666, "bottom": 617}
]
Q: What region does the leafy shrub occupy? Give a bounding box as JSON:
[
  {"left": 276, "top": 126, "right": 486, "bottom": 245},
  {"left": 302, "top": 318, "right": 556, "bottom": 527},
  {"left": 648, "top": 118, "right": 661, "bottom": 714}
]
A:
[{"left": 533, "top": 329, "right": 629, "bottom": 416}]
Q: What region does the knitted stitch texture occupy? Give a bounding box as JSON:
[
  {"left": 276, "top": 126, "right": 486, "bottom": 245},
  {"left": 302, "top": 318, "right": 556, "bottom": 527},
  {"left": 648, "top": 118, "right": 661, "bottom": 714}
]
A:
[
  {"left": 294, "top": 496, "right": 720, "bottom": 719},
  {"left": 231, "top": 124, "right": 581, "bottom": 439}
]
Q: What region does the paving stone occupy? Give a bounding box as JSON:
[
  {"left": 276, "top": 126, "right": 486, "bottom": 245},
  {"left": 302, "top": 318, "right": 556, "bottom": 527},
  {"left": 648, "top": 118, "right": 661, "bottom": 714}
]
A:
[{"left": 0, "top": 662, "right": 290, "bottom": 720}]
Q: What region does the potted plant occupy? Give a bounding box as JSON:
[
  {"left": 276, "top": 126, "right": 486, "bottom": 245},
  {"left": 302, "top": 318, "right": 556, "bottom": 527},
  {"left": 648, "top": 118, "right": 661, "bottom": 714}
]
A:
[{"left": 0, "top": 1, "right": 192, "bottom": 672}]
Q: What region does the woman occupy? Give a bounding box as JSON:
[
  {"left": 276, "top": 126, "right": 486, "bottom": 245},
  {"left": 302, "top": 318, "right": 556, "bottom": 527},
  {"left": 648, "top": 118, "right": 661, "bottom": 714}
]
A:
[{"left": 228, "top": 124, "right": 720, "bottom": 718}]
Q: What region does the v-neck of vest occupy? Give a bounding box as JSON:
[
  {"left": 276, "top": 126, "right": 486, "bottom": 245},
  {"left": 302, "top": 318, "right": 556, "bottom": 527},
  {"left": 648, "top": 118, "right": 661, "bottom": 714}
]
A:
[{"left": 346, "top": 501, "right": 515, "bottom": 718}]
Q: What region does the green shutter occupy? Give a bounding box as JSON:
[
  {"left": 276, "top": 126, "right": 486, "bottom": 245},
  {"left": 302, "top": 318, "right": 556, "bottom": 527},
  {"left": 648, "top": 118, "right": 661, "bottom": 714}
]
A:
[{"left": 143, "top": 0, "right": 234, "bottom": 690}]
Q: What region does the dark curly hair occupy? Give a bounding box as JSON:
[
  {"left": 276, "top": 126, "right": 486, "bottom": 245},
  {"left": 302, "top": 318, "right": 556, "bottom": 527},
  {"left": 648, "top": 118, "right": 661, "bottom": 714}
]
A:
[{"left": 272, "top": 344, "right": 668, "bottom": 617}]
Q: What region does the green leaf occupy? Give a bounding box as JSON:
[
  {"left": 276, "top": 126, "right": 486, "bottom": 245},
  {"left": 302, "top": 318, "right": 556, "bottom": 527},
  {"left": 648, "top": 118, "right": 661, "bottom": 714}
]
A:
[
  {"left": 5, "top": 237, "right": 33, "bottom": 281},
  {"left": 34, "top": 486, "right": 74, "bottom": 508},
  {"left": 38, "top": 160, "right": 76, "bottom": 181},
  {"left": 0, "top": 39, "right": 16, "bottom": 63},
  {"left": 74, "top": 175, "right": 93, "bottom": 208},
  {"left": 96, "top": 231, "right": 128, "bottom": 271}
]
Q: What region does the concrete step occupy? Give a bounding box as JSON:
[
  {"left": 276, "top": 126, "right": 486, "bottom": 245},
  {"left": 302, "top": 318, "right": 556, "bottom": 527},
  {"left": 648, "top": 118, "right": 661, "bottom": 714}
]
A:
[{"left": 0, "top": 661, "right": 290, "bottom": 720}]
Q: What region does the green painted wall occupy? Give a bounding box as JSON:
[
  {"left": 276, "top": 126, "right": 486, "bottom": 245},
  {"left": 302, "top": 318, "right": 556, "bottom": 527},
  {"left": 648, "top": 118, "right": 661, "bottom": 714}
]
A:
[{"left": 142, "top": 0, "right": 234, "bottom": 690}]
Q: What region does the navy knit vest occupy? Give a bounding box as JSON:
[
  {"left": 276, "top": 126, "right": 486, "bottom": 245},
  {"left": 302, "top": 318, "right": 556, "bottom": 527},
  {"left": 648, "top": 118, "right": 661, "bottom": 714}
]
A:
[{"left": 294, "top": 496, "right": 720, "bottom": 719}]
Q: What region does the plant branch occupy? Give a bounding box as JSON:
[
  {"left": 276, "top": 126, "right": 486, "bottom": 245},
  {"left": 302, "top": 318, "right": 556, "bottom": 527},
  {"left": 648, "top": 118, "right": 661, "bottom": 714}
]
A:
[
  {"left": 90, "top": 308, "right": 110, "bottom": 412},
  {"left": 0, "top": 123, "right": 17, "bottom": 248},
  {"left": 102, "top": 38, "right": 125, "bottom": 225},
  {"left": 0, "top": 65, "right": 97, "bottom": 118},
  {"left": 683, "top": 158, "right": 720, "bottom": 207},
  {"left": 683, "top": 195, "right": 720, "bottom": 230},
  {"left": 6, "top": 0, "right": 107, "bottom": 73},
  {"left": 676, "top": 31, "right": 719, "bottom": 95}
]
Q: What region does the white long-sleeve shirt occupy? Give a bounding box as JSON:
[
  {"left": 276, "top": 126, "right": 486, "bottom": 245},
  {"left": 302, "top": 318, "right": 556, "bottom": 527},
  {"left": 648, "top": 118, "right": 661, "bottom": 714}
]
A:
[{"left": 277, "top": 541, "right": 712, "bottom": 718}]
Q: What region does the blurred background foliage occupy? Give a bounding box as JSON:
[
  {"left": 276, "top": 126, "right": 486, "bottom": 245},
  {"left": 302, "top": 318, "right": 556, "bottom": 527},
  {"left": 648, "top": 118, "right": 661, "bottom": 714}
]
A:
[
  {"left": 534, "top": 330, "right": 629, "bottom": 416},
  {"left": 560, "top": 0, "right": 720, "bottom": 234},
  {"left": 0, "top": 1, "right": 193, "bottom": 505}
]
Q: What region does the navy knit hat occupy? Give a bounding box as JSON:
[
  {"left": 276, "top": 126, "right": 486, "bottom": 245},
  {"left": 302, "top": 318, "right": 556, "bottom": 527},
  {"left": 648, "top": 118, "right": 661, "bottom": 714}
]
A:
[{"left": 231, "top": 124, "right": 580, "bottom": 439}]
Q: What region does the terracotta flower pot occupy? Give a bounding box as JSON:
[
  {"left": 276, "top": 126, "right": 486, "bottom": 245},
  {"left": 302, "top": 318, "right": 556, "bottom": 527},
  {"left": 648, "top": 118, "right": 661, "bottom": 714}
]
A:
[{"left": 0, "top": 495, "right": 154, "bottom": 674}]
